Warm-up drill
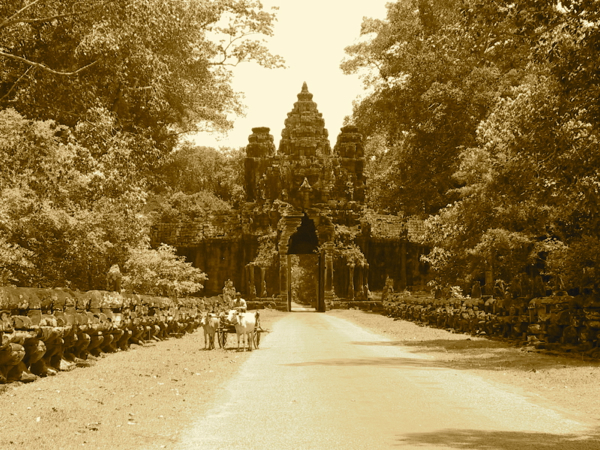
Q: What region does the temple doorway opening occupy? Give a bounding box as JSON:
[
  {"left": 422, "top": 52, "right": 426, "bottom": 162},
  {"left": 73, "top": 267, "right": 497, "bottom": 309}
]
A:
[
  {"left": 289, "top": 254, "right": 318, "bottom": 311},
  {"left": 284, "top": 213, "right": 324, "bottom": 312}
]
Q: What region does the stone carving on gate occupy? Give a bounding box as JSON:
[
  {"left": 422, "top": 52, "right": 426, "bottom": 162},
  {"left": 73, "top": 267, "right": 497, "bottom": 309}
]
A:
[{"left": 150, "top": 82, "right": 430, "bottom": 310}]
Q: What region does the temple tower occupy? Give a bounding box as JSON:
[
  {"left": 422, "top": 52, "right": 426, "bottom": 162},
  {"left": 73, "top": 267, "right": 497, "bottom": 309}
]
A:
[
  {"left": 244, "top": 83, "right": 365, "bottom": 210},
  {"left": 279, "top": 82, "right": 331, "bottom": 157},
  {"left": 152, "top": 83, "right": 430, "bottom": 308}
]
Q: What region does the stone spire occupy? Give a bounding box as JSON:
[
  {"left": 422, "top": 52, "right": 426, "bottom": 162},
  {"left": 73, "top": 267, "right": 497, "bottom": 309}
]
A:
[
  {"left": 246, "top": 127, "right": 275, "bottom": 158},
  {"left": 278, "top": 82, "right": 331, "bottom": 157},
  {"left": 298, "top": 82, "right": 312, "bottom": 101}
]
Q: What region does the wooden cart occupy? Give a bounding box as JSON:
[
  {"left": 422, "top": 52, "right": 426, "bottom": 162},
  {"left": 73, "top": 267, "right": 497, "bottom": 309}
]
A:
[{"left": 217, "top": 317, "right": 264, "bottom": 350}]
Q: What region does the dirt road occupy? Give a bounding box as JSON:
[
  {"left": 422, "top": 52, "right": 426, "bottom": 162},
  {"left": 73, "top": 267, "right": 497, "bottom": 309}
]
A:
[
  {"left": 176, "top": 312, "right": 599, "bottom": 450},
  {"left": 3, "top": 309, "right": 600, "bottom": 449}
]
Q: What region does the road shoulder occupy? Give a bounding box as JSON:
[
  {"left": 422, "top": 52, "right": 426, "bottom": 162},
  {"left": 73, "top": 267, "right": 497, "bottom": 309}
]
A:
[
  {"left": 328, "top": 309, "right": 600, "bottom": 425},
  {"left": 0, "top": 309, "right": 287, "bottom": 450}
]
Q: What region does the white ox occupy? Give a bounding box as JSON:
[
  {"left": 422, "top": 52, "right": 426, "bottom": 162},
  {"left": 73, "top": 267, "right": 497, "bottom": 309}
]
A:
[
  {"left": 226, "top": 310, "right": 258, "bottom": 351},
  {"left": 201, "top": 313, "right": 220, "bottom": 350}
]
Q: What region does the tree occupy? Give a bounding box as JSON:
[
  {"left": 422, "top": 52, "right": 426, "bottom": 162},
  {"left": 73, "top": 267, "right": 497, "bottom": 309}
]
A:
[
  {"left": 420, "top": 0, "right": 600, "bottom": 291},
  {"left": 439, "top": 69, "right": 600, "bottom": 291},
  {"left": 462, "top": 0, "right": 600, "bottom": 126},
  {"left": 0, "top": 1, "right": 284, "bottom": 290},
  {"left": 156, "top": 142, "right": 245, "bottom": 205},
  {"left": 0, "top": 0, "right": 284, "bottom": 149},
  {"left": 0, "top": 108, "right": 151, "bottom": 288},
  {"left": 342, "top": 0, "right": 530, "bottom": 216},
  {"left": 122, "top": 243, "right": 207, "bottom": 297},
  {"left": 152, "top": 191, "right": 232, "bottom": 224},
  {"left": 0, "top": 236, "right": 33, "bottom": 286},
  {"left": 344, "top": 1, "right": 600, "bottom": 293}
]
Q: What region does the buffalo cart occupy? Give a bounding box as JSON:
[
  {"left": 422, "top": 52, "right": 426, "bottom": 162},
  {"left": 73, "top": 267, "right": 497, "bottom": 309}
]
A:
[{"left": 217, "top": 312, "right": 263, "bottom": 350}]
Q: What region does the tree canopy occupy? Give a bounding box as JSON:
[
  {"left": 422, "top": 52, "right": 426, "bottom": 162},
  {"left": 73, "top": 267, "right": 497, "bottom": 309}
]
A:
[
  {"left": 1, "top": 0, "right": 283, "bottom": 142},
  {"left": 0, "top": 0, "right": 282, "bottom": 292},
  {"left": 346, "top": 0, "right": 600, "bottom": 294},
  {"left": 123, "top": 244, "right": 207, "bottom": 297}
]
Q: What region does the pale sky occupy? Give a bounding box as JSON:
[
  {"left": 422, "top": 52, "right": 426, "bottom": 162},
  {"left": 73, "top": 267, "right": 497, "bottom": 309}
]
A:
[{"left": 190, "top": 0, "right": 389, "bottom": 149}]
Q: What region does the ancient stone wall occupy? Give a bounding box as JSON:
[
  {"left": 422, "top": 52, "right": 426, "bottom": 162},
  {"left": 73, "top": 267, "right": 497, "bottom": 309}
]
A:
[
  {"left": 359, "top": 241, "right": 429, "bottom": 292},
  {"left": 176, "top": 238, "right": 259, "bottom": 296},
  {"left": 383, "top": 292, "right": 600, "bottom": 357},
  {"left": 151, "top": 210, "right": 275, "bottom": 297},
  {"left": 0, "top": 287, "right": 206, "bottom": 385}
]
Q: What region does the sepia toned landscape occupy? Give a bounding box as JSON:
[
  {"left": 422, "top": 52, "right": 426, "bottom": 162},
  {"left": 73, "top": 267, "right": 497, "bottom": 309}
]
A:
[{"left": 3, "top": 0, "right": 600, "bottom": 448}]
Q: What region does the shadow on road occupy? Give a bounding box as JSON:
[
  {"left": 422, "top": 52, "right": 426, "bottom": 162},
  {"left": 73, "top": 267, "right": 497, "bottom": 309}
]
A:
[
  {"left": 284, "top": 348, "right": 600, "bottom": 372},
  {"left": 353, "top": 338, "right": 508, "bottom": 351},
  {"left": 395, "top": 428, "right": 600, "bottom": 449},
  {"left": 284, "top": 356, "right": 457, "bottom": 369},
  {"left": 349, "top": 339, "right": 600, "bottom": 372}
]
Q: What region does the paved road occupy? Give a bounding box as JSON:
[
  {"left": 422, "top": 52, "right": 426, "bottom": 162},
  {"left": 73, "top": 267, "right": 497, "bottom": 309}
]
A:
[{"left": 176, "top": 313, "right": 598, "bottom": 450}]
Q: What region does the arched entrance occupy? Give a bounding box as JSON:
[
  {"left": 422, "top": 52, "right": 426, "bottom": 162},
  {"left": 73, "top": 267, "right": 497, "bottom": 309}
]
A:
[
  {"left": 278, "top": 213, "right": 329, "bottom": 312},
  {"left": 288, "top": 214, "right": 318, "bottom": 312}
]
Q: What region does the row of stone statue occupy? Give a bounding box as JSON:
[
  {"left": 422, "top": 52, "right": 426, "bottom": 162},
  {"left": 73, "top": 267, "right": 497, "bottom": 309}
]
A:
[
  {"left": 0, "top": 287, "right": 205, "bottom": 384},
  {"left": 383, "top": 292, "right": 600, "bottom": 357}
]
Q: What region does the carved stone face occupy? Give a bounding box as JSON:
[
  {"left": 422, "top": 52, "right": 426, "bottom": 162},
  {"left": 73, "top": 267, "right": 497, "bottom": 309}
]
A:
[{"left": 0, "top": 311, "right": 12, "bottom": 331}]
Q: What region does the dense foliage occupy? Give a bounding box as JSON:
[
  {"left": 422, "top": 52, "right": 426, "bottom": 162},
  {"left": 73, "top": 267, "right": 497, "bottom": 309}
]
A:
[
  {"left": 0, "top": 0, "right": 283, "bottom": 138},
  {"left": 156, "top": 142, "right": 245, "bottom": 205},
  {"left": 123, "top": 244, "right": 207, "bottom": 297},
  {"left": 346, "top": 0, "right": 600, "bottom": 294},
  {"left": 0, "top": 0, "right": 281, "bottom": 292}
]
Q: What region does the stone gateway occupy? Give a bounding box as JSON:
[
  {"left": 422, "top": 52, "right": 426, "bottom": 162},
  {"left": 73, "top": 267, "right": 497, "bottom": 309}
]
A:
[{"left": 151, "top": 84, "right": 429, "bottom": 310}]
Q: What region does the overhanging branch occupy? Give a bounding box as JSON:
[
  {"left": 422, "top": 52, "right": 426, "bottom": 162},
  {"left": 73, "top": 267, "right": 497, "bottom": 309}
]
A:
[
  {"left": 0, "top": 0, "right": 42, "bottom": 30},
  {"left": 0, "top": 51, "right": 98, "bottom": 76},
  {"left": 0, "top": 0, "right": 116, "bottom": 30}
]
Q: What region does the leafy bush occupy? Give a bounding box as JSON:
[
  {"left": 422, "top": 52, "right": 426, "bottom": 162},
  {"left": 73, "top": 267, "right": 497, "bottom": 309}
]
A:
[{"left": 123, "top": 244, "right": 207, "bottom": 297}]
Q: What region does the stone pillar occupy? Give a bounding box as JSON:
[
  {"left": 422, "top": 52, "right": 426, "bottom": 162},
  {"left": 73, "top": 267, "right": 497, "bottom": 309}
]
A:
[
  {"left": 484, "top": 269, "right": 494, "bottom": 296},
  {"left": 400, "top": 241, "right": 407, "bottom": 290},
  {"left": 325, "top": 249, "right": 333, "bottom": 292},
  {"left": 246, "top": 263, "right": 256, "bottom": 299},
  {"left": 348, "top": 263, "right": 355, "bottom": 301},
  {"left": 363, "top": 263, "right": 371, "bottom": 299},
  {"left": 323, "top": 242, "right": 335, "bottom": 310},
  {"left": 357, "top": 264, "right": 365, "bottom": 300},
  {"left": 286, "top": 255, "right": 292, "bottom": 311},
  {"left": 260, "top": 267, "right": 267, "bottom": 298},
  {"left": 279, "top": 254, "right": 288, "bottom": 308}
]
